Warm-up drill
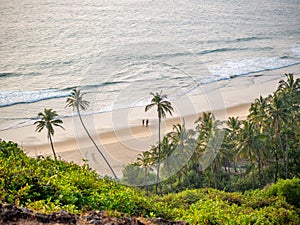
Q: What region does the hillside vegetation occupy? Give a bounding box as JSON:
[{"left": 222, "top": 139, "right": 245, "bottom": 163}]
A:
[{"left": 0, "top": 140, "right": 300, "bottom": 224}]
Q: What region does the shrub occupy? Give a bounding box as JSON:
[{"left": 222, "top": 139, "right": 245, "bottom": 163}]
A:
[
  {"left": 1, "top": 140, "right": 299, "bottom": 224},
  {"left": 266, "top": 178, "right": 300, "bottom": 208}
]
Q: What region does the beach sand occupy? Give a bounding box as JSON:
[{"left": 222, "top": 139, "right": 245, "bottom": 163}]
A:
[{"left": 1, "top": 65, "right": 299, "bottom": 177}]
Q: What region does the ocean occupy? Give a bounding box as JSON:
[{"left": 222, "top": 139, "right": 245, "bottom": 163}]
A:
[{"left": 1, "top": 0, "right": 300, "bottom": 131}]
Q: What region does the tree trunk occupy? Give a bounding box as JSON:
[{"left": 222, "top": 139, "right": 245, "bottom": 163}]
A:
[
  {"left": 48, "top": 133, "right": 57, "bottom": 160},
  {"left": 144, "top": 167, "right": 149, "bottom": 196},
  {"left": 249, "top": 150, "right": 255, "bottom": 190},
  {"left": 182, "top": 167, "right": 191, "bottom": 188},
  {"left": 258, "top": 156, "right": 262, "bottom": 188},
  {"left": 213, "top": 162, "right": 217, "bottom": 189},
  {"left": 285, "top": 135, "right": 289, "bottom": 179},
  {"left": 233, "top": 160, "right": 238, "bottom": 173},
  {"left": 274, "top": 151, "right": 279, "bottom": 182},
  {"left": 276, "top": 121, "right": 285, "bottom": 177},
  {"left": 77, "top": 109, "right": 118, "bottom": 180},
  {"left": 261, "top": 161, "right": 265, "bottom": 186},
  {"left": 156, "top": 116, "right": 161, "bottom": 195}
]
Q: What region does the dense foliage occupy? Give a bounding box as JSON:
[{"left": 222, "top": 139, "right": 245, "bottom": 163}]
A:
[
  {"left": 0, "top": 141, "right": 152, "bottom": 215},
  {"left": 1, "top": 140, "right": 300, "bottom": 224},
  {"left": 124, "top": 73, "right": 300, "bottom": 193}
]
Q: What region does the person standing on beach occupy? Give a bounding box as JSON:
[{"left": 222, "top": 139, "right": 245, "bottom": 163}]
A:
[
  {"left": 146, "top": 119, "right": 149, "bottom": 127},
  {"left": 142, "top": 119, "right": 145, "bottom": 126}
]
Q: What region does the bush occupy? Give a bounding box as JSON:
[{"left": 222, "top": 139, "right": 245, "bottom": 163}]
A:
[
  {"left": 266, "top": 178, "right": 300, "bottom": 208},
  {"left": 0, "top": 140, "right": 153, "bottom": 215},
  {"left": 1, "top": 140, "right": 299, "bottom": 224}
]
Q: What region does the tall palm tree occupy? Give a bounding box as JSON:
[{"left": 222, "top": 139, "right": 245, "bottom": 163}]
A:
[
  {"left": 168, "top": 123, "right": 196, "bottom": 178},
  {"left": 276, "top": 73, "right": 300, "bottom": 178},
  {"left": 145, "top": 91, "right": 174, "bottom": 194},
  {"left": 195, "top": 112, "right": 224, "bottom": 188},
  {"left": 137, "top": 151, "right": 151, "bottom": 195},
  {"left": 224, "top": 117, "right": 241, "bottom": 173},
  {"left": 266, "top": 93, "right": 289, "bottom": 178},
  {"left": 236, "top": 120, "right": 266, "bottom": 190},
  {"left": 66, "top": 88, "right": 117, "bottom": 180},
  {"left": 34, "top": 108, "right": 64, "bottom": 160}
]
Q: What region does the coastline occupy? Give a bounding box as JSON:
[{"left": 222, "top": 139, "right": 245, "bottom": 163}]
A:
[{"left": 1, "top": 65, "right": 299, "bottom": 177}]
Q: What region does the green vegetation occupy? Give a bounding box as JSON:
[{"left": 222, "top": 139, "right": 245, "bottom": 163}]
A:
[
  {"left": 124, "top": 73, "right": 300, "bottom": 194},
  {"left": 0, "top": 140, "right": 150, "bottom": 215},
  {"left": 0, "top": 140, "right": 300, "bottom": 224}
]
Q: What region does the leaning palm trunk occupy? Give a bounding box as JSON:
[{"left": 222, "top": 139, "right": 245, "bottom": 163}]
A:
[
  {"left": 49, "top": 132, "right": 57, "bottom": 160},
  {"left": 77, "top": 108, "right": 117, "bottom": 180}
]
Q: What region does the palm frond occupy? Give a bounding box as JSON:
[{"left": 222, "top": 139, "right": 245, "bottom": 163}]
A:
[
  {"left": 145, "top": 103, "right": 155, "bottom": 112},
  {"left": 66, "top": 88, "right": 90, "bottom": 111}
]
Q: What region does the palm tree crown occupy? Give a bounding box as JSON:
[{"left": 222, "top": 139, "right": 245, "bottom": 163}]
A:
[
  {"left": 66, "top": 89, "right": 90, "bottom": 112},
  {"left": 145, "top": 91, "right": 174, "bottom": 119}
]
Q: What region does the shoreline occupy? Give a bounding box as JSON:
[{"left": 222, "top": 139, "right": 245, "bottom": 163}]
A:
[{"left": 1, "top": 66, "right": 300, "bottom": 177}]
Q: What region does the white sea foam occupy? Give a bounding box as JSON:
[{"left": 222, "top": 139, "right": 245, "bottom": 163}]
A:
[
  {"left": 209, "top": 57, "right": 299, "bottom": 79},
  {"left": 0, "top": 89, "right": 69, "bottom": 107},
  {"left": 291, "top": 46, "right": 300, "bottom": 57}
]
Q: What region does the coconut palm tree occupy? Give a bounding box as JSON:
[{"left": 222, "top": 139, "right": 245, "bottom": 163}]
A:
[
  {"left": 236, "top": 120, "right": 266, "bottom": 190},
  {"left": 168, "top": 123, "right": 197, "bottom": 178},
  {"left": 34, "top": 108, "right": 64, "bottom": 160},
  {"left": 248, "top": 96, "right": 268, "bottom": 127},
  {"left": 195, "top": 112, "right": 224, "bottom": 188},
  {"left": 276, "top": 73, "right": 300, "bottom": 178},
  {"left": 137, "top": 151, "right": 151, "bottom": 195},
  {"left": 277, "top": 73, "right": 300, "bottom": 96},
  {"left": 266, "top": 93, "right": 290, "bottom": 179},
  {"left": 145, "top": 91, "right": 174, "bottom": 194},
  {"left": 66, "top": 88, "right": 117, "bottom": 180}
]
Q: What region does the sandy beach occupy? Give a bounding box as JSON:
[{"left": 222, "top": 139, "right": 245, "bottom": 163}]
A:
[{"left": 1, "top": 65, "right": 300, "bottom": 177}]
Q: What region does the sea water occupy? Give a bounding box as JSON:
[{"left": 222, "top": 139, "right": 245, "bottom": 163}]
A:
[{"left": 0, "top": 0, "right": 300, "bottom": 131}]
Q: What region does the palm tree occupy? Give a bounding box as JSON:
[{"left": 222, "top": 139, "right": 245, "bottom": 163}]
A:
[
  {"left": 66, "top": 88, "right": 117, "bottom": 180},
  {"left": 168, "top": 123, "right": 197, "bottom": 180},
  {"left": 195, "top": 112, "right": 224, "bottom": 188},
  {"left": 248, "top": 96, "right": 268, "bottom": 127},
  {"left": 276, "top": 73, "right": 300, "bottom": 178},
  {"left": 145, "top": 91, "right": 174, "bottom": 194},
  {"left": 236, "top": 120, "right": 266, "bottom": 189},
  {"left": 137, "top": 151, "right": 151, "bottom": 195},
  {"left": 266, "top": 93, "right": 290, "bottom": 178},
  {"left": 277, "top": 73, "right": 300, "bottom": 96},
  {"left": 34, "top": 108, "right": 64, "bottom": 160}
]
